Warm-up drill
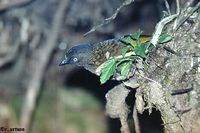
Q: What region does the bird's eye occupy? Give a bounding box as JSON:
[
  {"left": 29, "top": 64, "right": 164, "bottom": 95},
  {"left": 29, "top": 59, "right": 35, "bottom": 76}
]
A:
[
  {"left": 73, "top": 57, "right": 78, "bottom": 62},
  {"left": 65, "top": 54, "right": 68, "bottom": 59}
]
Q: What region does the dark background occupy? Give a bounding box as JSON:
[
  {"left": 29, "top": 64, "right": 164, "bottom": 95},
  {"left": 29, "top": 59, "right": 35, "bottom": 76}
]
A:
[{"left": 0, "top": 0, "right": 176, "bottom": 132}]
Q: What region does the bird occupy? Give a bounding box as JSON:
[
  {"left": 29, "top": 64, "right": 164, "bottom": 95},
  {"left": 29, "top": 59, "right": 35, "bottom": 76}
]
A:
[
  {"left": 59, "top": 35, "right": 194, "bottom": 95},
  {"left": 59, "top": 35, "right": 151, "bottom": 75}
]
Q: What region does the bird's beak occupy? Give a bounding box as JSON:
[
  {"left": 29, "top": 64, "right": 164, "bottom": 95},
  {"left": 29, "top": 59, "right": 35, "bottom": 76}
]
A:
[{"left": 59, "top": 59, "right": 68, "bottom": 66}]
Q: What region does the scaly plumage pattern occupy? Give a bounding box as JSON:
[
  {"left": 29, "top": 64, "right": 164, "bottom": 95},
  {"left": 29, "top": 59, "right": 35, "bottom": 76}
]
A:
[{"left": 59, "top": 35, "right": 150, "bottom": 75}]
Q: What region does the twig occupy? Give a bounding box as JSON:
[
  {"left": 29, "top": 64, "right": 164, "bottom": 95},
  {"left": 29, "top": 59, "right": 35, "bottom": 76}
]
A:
[
  {"left": 133, "top": 103, "right": 141, "bottom": 133},
  {"left": 164, "top": 0, "right": 171, "bottom": 15},
  {"left": 84, "top": 0, "right": 135, "bottom": 36},
  {"left": 20, "top": 0, "right": 70, "bottom": 131},
  {"left": 20, "top": 18, "right": 30, "bottom": 43},
  {"left": 162, "top": 120, "right": 180, "bottom": 125},
  {"left": 0, "top": 0, "right": 33, "bottom": 11},
  {"left": 163, "top": 46, "right": 181, "bottom": 56},
  {"left": 171, "top": 87, "right": 193, "bottom": 95},
  {"left": 175, "top": 2, "right": 200, "bottom": 31},
  {"left": 173, "top": 0, "right": 181, "bottom": 29},
  {"left": 151, "top": 14, "right": 178, "bottom": 46},
  {"left": 176, "top": 0, "right": 180, "bottom": 15}
]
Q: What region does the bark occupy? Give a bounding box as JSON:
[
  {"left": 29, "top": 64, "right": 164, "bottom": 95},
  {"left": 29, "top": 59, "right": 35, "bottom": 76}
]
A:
[
  {"left": 105, "top": 1, "right": 200, "bottom": 133},
  {"left": 134, "top": 2, "right": 200, "bottom": 132}
]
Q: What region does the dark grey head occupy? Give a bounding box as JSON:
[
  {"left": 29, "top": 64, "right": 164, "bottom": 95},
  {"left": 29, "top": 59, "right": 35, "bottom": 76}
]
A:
[{"left": 59, "top": 43, "right": 92, "bottom": 67}]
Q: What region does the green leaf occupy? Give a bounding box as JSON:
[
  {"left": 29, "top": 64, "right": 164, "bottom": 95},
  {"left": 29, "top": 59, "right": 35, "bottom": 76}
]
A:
[
  {"left": 116, "top": 57, "right": 134, "bottom": 67},
  {"left": 133, "top": 43, "right": 148, "bottom": 58},
  {"left": 121, "top": 30, "right": 144, "bottom": 48},
  {"left": 121, "top": 47, "right": 128, "bottom": 57},
  {"left": 158, "top": 34, "right": 173, "bottom": 44},
  {"left": 100, "top": 59, "right": 116, "bottom": 84},
  {"left": 131, "top": 30, "right": 143, "bottom": 44},
  {"left": 121, "top": 61, "right": 132, "bottom": 77},
  {"left": 122, "top": 37, "right": 135, "bottom": 47}
]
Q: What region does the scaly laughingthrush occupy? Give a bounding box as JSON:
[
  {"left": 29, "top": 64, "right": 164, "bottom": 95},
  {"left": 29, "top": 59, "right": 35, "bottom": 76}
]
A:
[{"left": 59, "top": 35, "right": 150, "bottom": 75}]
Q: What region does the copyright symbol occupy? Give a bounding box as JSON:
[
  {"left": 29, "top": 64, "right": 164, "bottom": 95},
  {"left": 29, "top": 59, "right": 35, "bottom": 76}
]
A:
[{"left": 0, "top": 127, "right": 7, "bottom": 131}]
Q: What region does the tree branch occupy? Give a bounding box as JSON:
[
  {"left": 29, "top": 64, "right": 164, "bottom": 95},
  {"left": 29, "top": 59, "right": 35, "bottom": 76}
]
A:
[
  {"left": 84, "top": 0, "right": 135, "bottom": 36},
  {"left": 20, "top": 0, "right": 70, "bottom": 131}
]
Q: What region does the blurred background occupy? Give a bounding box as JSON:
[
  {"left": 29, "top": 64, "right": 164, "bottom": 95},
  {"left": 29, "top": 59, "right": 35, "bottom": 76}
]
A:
[{"left": 0, "top": 0, "right": 176, "bottom": 133}]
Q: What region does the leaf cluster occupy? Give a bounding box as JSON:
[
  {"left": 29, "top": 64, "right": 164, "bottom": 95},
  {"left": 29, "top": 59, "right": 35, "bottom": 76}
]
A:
[{"left": 100, "top": 30, "right": 172, "bottom": 84}]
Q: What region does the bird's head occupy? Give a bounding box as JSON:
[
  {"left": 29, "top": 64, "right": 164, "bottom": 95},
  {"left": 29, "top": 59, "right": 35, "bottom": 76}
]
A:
[{"left": 59, "top": 43, "right": 93, "bottom": 67}]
